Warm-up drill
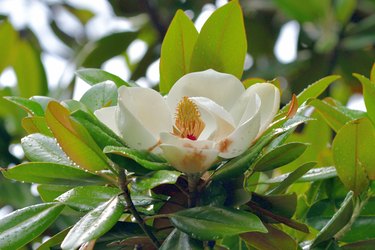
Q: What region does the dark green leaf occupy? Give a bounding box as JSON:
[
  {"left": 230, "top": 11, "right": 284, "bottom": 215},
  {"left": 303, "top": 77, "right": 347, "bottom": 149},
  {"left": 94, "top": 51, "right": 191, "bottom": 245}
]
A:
[
  {"left": 61, "top": 196, "right": 124, "bottom": 249},
  {"left": 342, "top": 239, "right": 375, "bottom": 250},
  {"left": 21, "top": 133, "right": 73, "bottom": 166},
  {"left": 263, "top": 167, "right": 337, "bottom": 184},
  {"left": 132, "top": 170, "right": 181, "bottom": 192},
  {"left": 268, "top": 162, "right": 316, "bottom": 194},
  {"left": 160, "top": 229, "right": 203, "bottom": 250},
  {"left": 311, "top": 191, "right": 354, "bottom": 247},
  {"left": 159, "top": 10, "right": 198, "bottom": 94},
  {"left": 2, "top": 162, "right": 107, "bottom": 185},
  {"left": 253, "top": 142, "right": 308, "bottom": 172},
  {"left": 190, "top": 1, "right": 247, "bottom": 78},
  {"left": 78, "top": 32, "right": 137, "bottom": 68},
  {"left": 104, "top": 146, "right": 172, "bottom": 171},
  {"left": 37, "top": 227, "right": 70, "bottom": 250},
  {"left": 80, "top": 81, "right": 118, "bottom": 112},
  {"left": 250, "top": 192, "right": 297, "bottom": 218},
  {"left": 71, "top": 110, "right": 125, "bottom": 149},
  {"left": 76, "top": 68, "right": 130, "bottom": 87},
  {"left": 170, "top": 206, "right": 267, "bottom": 240},
  {"left": 4, "top": 96, "right": 44, "bottom": 116},
  {"left": 0, "top": 203, "right": 64, "bottom": 250},
  {"left": 37, "top": 185, "right": 73, "bottom": 202}
]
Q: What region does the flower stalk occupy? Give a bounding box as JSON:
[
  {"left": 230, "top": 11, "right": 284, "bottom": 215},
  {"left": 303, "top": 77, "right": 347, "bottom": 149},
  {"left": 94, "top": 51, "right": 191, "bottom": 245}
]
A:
[
  {"left": 187, "top": 173, "right": 201, "bottom": 208},
  {"left": 118, "top": 168, "right": 161, "bottom": 248}
]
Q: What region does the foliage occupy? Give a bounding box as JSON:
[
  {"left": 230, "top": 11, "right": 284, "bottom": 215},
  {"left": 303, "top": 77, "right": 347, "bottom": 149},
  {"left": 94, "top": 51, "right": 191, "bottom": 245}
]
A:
[{"left": 0, "top": 0, "right": 375, "bottom": 249}]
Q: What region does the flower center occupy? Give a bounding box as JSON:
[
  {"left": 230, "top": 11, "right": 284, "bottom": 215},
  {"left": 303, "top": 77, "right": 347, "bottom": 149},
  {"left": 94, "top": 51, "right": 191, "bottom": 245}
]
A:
[{"left": 174, "top": 96, "right": 205, "bottom": 141}]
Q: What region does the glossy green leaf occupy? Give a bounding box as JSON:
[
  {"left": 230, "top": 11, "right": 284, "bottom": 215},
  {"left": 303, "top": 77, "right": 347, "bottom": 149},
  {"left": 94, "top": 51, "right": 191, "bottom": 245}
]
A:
[
  {"left": 354, "top": 73, "right": 375, "bottom": 125},
  {"left": 132, "top": 170, "right": 181, "bottom": 192},
  {"left": 262, "top": 167, "right": 337, "bottom": 185},
  {"left": 61, "top": 196, "right": 124, "bottom": 250},
  {"left": 311, "top": 191, "right": 354, "bottom": 247},
  {"left": 104, "top": 146, "right": 171, "bottom": 171},
  {"left": 45, "top": 101, "right": 109, "bottom": 171},
  {"left": 213, "top": 113, "right": 311, "bottom": 180},
  {"left": 281, "top": 75, "right": 341, "bottom": 113},
  {"left": 241, "top": 224, "right": 297, "bottom": 250},
  {"left": 159, "top": 10, "right": 198, "bottom": 94},
  {"left": 61, "top": 99, "right": 91, "bottom": 113},
  {"left": 56, "top": 185, "right": 159, "bottom": 213},
  {"left": 22, "top": 116, "right": 53, "bottom": 136},
  {"left": 190, "top": 1, "right": 247, "bottom": 78},
  {"left": 56, "top": 186, "right": 119, "bottom": 212},
  {"left": 308, "top": 99, "right": 351, "bottom": 132},
  {"left": 80, "top": 81, "right": 118, "bottom": 112},
  {"left": 21, "top": 133, "right": 73, "bottom": 166},
  {"left": 71, "top": 110, "right": 124, "bottom": 149},
  {"left": 160, "top": 229, "right": 203, "bottom": 250},
  {"left": 4, "top": 96, "right": 44, "bottom": 116},
  {"left": 0, "top": 203, "right": 64, "bottom": 250},
  {"left": 333, "top": 118, "right": 375, "bottom": 195},
  {"left": 253, "top": 142, "right": 308, "bottom": 172},
  {"left": 2, "top": 162, "right": 107, "bottom": 185},
  {"left": 37, "top": 185, "right": 73, "bottom": 202},
  {"left": 75, "top": 68, "right": 130, "bottom": 87},
  {"left": 170, "top": 206, "right": 267, "bottom": 240},
  {"left": 268, "top": 162, "right": 316, "bottom": 194},
  {"left": 14, "top": 41, "right": 48, "bottom": 97},
  {"left": 371, "top": 63, "right": 375, "bottom": 82},
  {"left": 243, "top": 78, "right": 267, "bottom": 88},
  {"left": 29, "top": 96, "right": 55, "bottom": 110},
  {"left": 37, "top": 227, "right": 70, "bottom": 250}
]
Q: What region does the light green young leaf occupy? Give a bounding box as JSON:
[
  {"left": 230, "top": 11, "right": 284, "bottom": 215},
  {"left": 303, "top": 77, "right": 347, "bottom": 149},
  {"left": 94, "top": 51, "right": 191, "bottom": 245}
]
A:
[
  {"left": 159, "top": 10, "right": 198, "bottom": 94},
  {"left": 332, "top": 118, "right": 375, "bottom": 195},
  {"left": 4, "top": 96, "right": 44, "bottom": 116},
  {"left": 22, "top": 116, "right": 53, "bottom": 136},
  {"left": 45, "top": 101, "right": 109, "bottom": 172},
  {"left": 190, "top": 1, "right": 247, "bottom": 79},
  {"left": 61, "top": 196, "right": 124, "bottom": 250},
  {"left": 353, "top": 73, "right": 375, "bottom": 125},
  {"left": 0, "top": 203, "right": 64, "bottom": 250},
  {"left": 281, "top": 75, "right": 341, "bottom": 113}
]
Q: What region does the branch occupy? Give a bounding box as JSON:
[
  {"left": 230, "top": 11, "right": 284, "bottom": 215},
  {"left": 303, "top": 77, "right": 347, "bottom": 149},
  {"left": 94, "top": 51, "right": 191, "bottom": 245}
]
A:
[{"left": 118, "top": 168, "right": 161, "bottom": 248}]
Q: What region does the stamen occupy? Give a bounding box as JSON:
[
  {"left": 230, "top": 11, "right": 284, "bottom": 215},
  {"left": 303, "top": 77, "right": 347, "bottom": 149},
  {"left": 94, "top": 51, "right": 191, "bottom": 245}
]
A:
[{"left": 174, "top": 96, "right": 205, "bottom": 140}]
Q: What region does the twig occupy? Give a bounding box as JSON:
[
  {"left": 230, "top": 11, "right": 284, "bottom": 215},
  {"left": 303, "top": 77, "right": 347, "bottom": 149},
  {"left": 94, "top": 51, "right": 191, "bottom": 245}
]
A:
[
  {"left": 118, "top": 168, "right": 161, "bottom": 248},
  {"left": 187, "top": 174, "right": 201, "bottom": 208},
  {"left": 139, "top": 0, "right": 167, "bottom": 40}
]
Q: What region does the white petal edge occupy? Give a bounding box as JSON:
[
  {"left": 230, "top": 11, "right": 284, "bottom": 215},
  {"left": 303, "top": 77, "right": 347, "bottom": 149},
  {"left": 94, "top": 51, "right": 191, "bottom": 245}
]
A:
[
  {"left": 247, "top": 83, "right": 280, "bottom": 134},
  {"left": 218, "top": 95, "right": 261, "bottom": 158},
  {"left": 160, "top": 144, "right": 219, "bottom": 173},
  {"left": 160, "top": 132, "right": 215, "bottom": 149},
  {"left": 117, "top": 86, "right": 173, "bottom": 150},
  {"left": 94, "top": 106, "right": 120, "bottom": 136},
  {"left": 190, "top": 97, "right": 236, "bottom": 141},
  {"left": 167, "top": 69, "right": 245, "bottom": 112}
]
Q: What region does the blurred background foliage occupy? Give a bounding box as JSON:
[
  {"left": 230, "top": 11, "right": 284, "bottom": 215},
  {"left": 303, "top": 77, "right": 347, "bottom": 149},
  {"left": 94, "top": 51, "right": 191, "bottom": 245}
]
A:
[{"left": 0, "top": 0, "right": 374, "bottom": 240}]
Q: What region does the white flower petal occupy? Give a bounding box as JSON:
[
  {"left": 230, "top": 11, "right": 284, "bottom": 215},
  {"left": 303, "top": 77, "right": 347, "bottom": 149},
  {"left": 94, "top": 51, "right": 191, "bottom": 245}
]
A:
[
  {"left": 94, "top": 106, "right": 121, "bottom": 136},
  {"left": 190, "top": 97, "right": 235, "bottom": 141},
  {"left": 160, "top": 132, "right": 215, "bottom": 149},
  {"left": 218, "top": 100, "right": 261, "bottom": 158},
  {"left": 167, "top": 69, "right": 245, "bottom": 112},
  {"left": 247, "top": 83, "right": 280, "bottom": 133},
  {"left": 117, "top": 86, "right": 173, "bottom": 150},
  {"left": 160, "top": 144, "right": 219, "bottom": 173}
]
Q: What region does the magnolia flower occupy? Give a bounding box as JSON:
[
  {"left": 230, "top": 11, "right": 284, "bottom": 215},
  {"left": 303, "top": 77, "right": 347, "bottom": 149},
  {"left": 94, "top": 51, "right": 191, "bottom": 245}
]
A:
[{"left": 95, "top": 69, "right": 280, "bottom": 173}]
